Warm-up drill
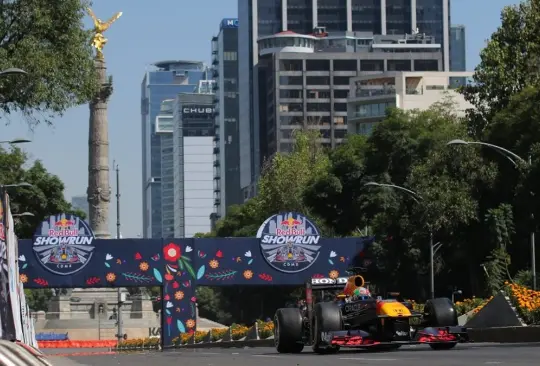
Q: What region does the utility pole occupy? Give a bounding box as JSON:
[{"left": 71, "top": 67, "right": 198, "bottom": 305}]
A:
[
  {"left": 530, "top": 155, "right": 536, "bottom": 290},
  {"left": 429, "top": 230, "right": 435, "bottom": 299},
  {"left": 114, "top": 162, "right": 124, "bottom": 342}
]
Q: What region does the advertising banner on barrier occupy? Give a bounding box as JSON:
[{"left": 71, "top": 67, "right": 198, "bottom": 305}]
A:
[
  {"left": 6, "top": 195, "right": 23, "bottom": 341},
  {"left": 0, "top": 194, "right": 15, "bottom": 340},
  {"left": 19, "top": 281, "right": 29, "bottom": 344}
]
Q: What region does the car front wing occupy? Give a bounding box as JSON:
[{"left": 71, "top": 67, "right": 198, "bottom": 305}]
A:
[{"left": 321, "top": 326, "right": 469, "bottom": 347}]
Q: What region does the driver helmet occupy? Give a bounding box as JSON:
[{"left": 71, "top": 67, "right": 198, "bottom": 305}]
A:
[{"left": 352, "top": 287, "right": 371, "bottom": 300}]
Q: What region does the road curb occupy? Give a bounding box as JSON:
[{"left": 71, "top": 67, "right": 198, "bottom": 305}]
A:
[
  {"left": 116, "top": 326, "right": 540, "bottom": 352},
  {"left": 468, "top": 326, "right": 540, "bottom": 343}
]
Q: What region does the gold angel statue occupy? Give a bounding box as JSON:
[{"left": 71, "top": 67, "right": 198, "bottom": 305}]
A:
[{"left": 87, "top": 7, "right": 122, "bottom": 59}]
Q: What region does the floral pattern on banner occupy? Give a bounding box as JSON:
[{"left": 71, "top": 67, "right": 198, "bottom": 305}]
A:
[{"left": 161, "top": 242, "right": 196, "bottom": 340}]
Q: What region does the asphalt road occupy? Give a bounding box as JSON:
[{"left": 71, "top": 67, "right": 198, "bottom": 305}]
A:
[{"left": 47, "top": 343, "right": 540, "bottom": 366}]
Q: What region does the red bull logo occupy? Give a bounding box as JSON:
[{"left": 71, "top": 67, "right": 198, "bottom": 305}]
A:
[
  {"left": 258, "top": 212, "right": 322, "bottom": 274},
  {"left": 49, "top": 218, "right": 78, "bottom": 236},
  {"left": 277, "top": 217, "right": 305, "bottom": 235}
]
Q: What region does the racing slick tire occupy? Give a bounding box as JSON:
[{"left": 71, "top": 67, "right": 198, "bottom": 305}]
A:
[
  {"left": 274, "top": 308, "right": 304, "bottom": 353},
  {"left": 423, "top": 298, "right": 458, "bottom": 351},
  {"left": 423, "top": 298, "right": 458, "bottom": 327},
  {"left": 429, "top": 342, "right": 457, "bottom": 350},
  {"left": 313, "top": 302, "right": 342, "bottom": 355}
]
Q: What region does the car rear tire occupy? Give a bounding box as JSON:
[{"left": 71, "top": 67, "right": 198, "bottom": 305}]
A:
[
  {"left": 313, "top": 302, "right": 342, "bottom": 354},
  {"left": 423, "top": 298, "right": 458, "bottom": 327},
  {"left": 429, "top": 342, "right": 457, "bottom": 350},
  {"left": 274, "top": 308, "right": 304, "bottom": 353}
]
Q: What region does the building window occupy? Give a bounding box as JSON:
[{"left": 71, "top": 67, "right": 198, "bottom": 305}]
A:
[
  {"left": 279, "top": 59, "right": 303, "bottom": 71},
  {"left": 333, "top": 76, "right": 350, "bottom": 85},
  {"left": 306, "top": 59, "right": 330, "bottom": 71},
  {"left": 307, "top": 90, "right": 330, "bottom": 99},
  {"left": 280, "top": 128, "right": 301, "bottom": 139},
  {"left": 223, "top": 52, "right": 237, "bottom": 61},
  {"left": 279, "top": 75, "right": 303, "bottom": 85},
  {"left": 361, "top": 60, "right": 384, "bottom": 71},
  {"left": 387, "top": 60, "right": 411, "bottom": 71},
  {"left": 333, "top": 116, "right": 345, "bottom": 125},
  {"left": 357, "top": 122, "right": 376, "bottom": 135},
  {"left": 279, "top": 89, "right": 303, "bottom": 98},
  {"left": 279, "top": 103, "right": 303, "bottom": 112},
  {"left": 280, "top": 116, "right": 303, "bottom": 126},
  {"left": 414, "top": 59, "right": 439, "bottom": 71},
  {"left": 334, "top": 90, "right": 349, "bottom": 99},
  {"left": 354, "top": 102, "right": 394, "bottom": 118},
  {"left": 334, "top": 103, "right": 347, "bottom": 112},
  {"left": 334, "top": 129, "right": 347, "bottom": 139},
  {"left": 333, "top": 59, "right": 357, "bottom": 71},
  {"left": 307, "top": 103, "right": 331, "bottom": 112},
  {"left": 306, "top": 76, "right": 330, "bottom": 85}
]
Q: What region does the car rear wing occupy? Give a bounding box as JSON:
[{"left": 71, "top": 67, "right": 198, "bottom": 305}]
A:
[{"left": 308, "top": 277, "right": 350, "bottom": 290}]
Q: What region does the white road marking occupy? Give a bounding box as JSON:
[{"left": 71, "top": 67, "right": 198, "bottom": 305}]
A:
[
  {"left": 485, "top": 362, "right": 502, "bottom": 364},
  {"left": 339, "top": 358, "right": 396, "bottom": 361}
]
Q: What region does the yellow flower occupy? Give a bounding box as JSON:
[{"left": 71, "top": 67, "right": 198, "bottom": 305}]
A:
[
  {"left": 243, "top": 270, "right": 253, "bottom": 279},
  {"left": 186, "top": 319, "right": 195, "bottom": 328},
  {"left": 175, "top": 291, "right": 184, "bottom": 300},
  {"left": 139, "top": 262, "right": 149, "bottom": 271},
  {"left": 19, "top": 274, "right": 28, "bottom": 283},
  {"left": 329, "top": 270, "right": 339, "bottom": 279},
  {"left": 209, "top": 259, "right": 219, "bottom": 269}
]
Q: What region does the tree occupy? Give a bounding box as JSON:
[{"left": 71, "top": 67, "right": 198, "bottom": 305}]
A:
[
  {"left": 460, "top": 0, "right": 540, "bottom": 137},
  {"left": 304, "top": 134, "right": 369, "bottom": 236},
  {"left": 0, "top": 146, "right": 85, "bottom": 239},
  {"left": 257, "top": 130, "right": 330, "bottom": 215},
  {"left": 0, "top": 0, "right": 98, "bottom": 125}
]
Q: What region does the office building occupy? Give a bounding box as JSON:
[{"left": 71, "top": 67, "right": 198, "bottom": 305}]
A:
[
  {"left": 141, "top": 61, "right": 208, "bottom": 238},
  {"left": 211, "top": 19, "right": 242, "bottom": 221},
  {"left": 257, "top": 31, "right": 442, "bottom": 157},
  {"left": 155, "top": 99, "right": 175, "bottom": 238},
  {"left": 71, "top": 195, "right": 89, "bottom": 219},
  {"left": 347, "top": 71, "right": 474, "bottom": 135},
  {"left": 450, "top": 24, "right": 467, "bottom": 87},
  {"left": 173, "top": 93, "right": 215, "bottom": 238},
  {"left": 239, "top": 0, "right": 450, "bottom": 197}
]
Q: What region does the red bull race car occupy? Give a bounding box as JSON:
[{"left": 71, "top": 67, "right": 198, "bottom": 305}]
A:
[{"left": 273, "top": 274, "right": 468, "bottom": 354}]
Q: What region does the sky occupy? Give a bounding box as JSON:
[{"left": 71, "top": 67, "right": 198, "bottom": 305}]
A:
[{"left": 0, "top": 0, "right": 521, "bottom": 238}]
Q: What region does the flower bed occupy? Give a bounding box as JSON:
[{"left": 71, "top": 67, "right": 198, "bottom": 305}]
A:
[
  {"left": 504, "top": 282, "right": 540, "bottom": 325},
  {"left": 118, "top": 321, "right": 275, "bottom": 350},
  {"left": 116, "top": 337, "right": 160, "bottom": 350}
]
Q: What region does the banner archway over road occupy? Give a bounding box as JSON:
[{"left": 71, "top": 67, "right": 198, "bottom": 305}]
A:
[{"left": 19, "top": 212, "right": 372, "bottom": 348}]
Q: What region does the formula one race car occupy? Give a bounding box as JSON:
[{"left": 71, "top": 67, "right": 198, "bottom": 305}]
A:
[{"left": 273, "top": 274, "right": 468, "bottom": 354}]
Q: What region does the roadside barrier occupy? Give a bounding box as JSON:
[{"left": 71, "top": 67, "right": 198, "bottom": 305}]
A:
[
  {"left": 38, "top": 340, "right": 118, "bottom": 348},
  {"left": 0, "top": 340, "right": 53, "bottom": 366},
  {"left": 113, "top": 324, "right": 540, "bottom": 351}
]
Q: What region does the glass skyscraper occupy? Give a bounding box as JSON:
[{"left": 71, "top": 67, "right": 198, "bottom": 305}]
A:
[
  {"left": 141, "top": 61, "right": 208, "bottom": 238},
  {"left": 238, "top": 0, "right": 450, "bottom": 198},
  {"left": 211, "top": 19, "right": 243, "bottom": 221},
  {"left": 450, "top": 24, "right": 466, "bottom": 87}
]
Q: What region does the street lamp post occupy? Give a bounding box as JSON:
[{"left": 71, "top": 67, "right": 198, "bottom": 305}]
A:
[
  {"left": 0, "top": 68, "right": 27, "bottom": 77},
  {"left": 364, "top": 182, "right": 437, "bottom": 299},
  {"left": 0, "top": 139, "right": 31, "bottom": 145},
  {"left": 447, "top": 139, "right": 536, "bottom": 290}
]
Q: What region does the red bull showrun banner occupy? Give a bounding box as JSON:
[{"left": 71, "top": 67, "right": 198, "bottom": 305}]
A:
[{"left": 257, "top": 212, "right": 322, "bottom": 274}]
